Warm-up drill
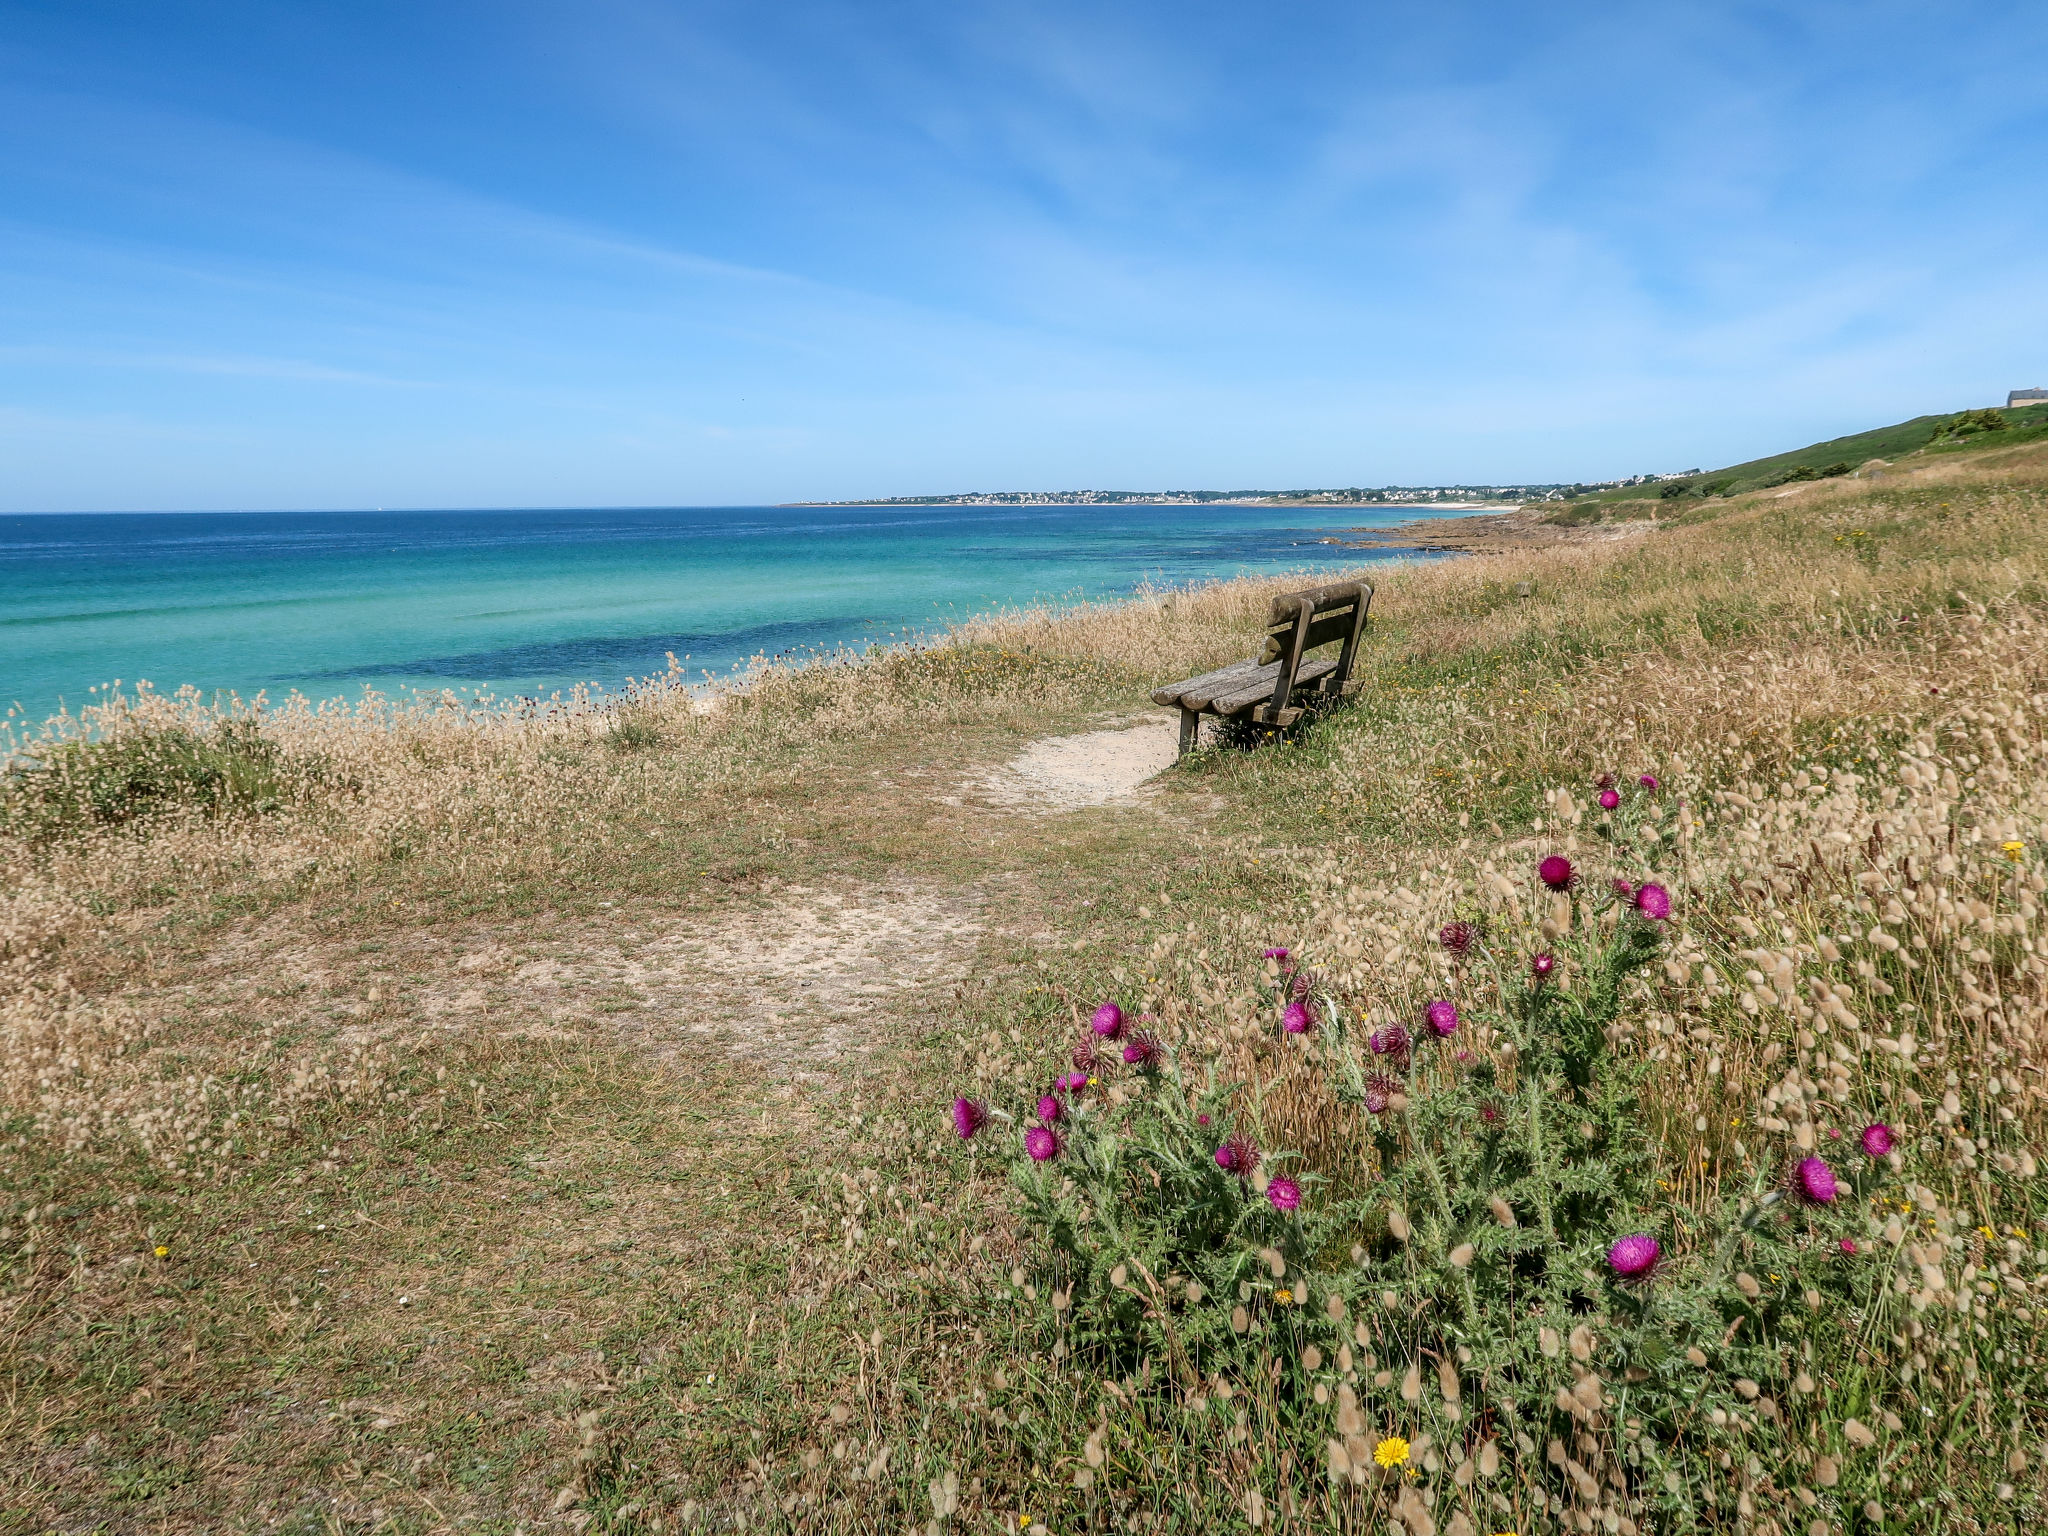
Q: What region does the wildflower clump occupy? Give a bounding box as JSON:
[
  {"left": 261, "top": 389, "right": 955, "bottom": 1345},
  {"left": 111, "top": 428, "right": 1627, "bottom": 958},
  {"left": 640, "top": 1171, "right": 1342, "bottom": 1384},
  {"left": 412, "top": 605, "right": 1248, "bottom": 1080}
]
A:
[{"left": 958, "top": 817, "right": 1970, "bottom": 1533}]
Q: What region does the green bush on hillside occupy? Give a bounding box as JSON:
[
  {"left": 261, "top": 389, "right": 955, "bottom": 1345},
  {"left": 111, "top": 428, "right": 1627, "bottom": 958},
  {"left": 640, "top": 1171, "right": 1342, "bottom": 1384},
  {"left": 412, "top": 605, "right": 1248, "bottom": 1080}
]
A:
[
  {"left": 1, "top": 721, "right": 330, "bottom": 842},
  {"left": 1931, "top": 409, "right": 2010, "bottom": 445}
]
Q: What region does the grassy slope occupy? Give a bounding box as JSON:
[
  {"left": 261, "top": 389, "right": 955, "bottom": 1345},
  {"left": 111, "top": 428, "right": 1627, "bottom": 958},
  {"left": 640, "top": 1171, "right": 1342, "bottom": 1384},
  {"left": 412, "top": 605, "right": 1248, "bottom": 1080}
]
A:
[
  {"left": 1565, "top": 399, "right": 2048, "bottom": 513},
  {"left": 4, "top": 443, "right": 2048, "bottom": 1531}
]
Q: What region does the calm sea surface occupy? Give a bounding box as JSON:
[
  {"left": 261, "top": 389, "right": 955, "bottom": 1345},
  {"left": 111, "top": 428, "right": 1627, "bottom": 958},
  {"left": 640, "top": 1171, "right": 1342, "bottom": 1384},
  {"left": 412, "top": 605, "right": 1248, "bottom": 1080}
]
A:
[{"left": 0, "top": 503, "right": 1458, "bottom": 724}]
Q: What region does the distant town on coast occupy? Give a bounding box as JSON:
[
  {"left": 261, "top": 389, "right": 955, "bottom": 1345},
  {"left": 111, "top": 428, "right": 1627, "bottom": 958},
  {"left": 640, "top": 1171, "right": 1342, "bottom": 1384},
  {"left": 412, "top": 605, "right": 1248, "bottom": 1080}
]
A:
[{"left": 786, "top": 474, "right": 1697, "bottom": 509}]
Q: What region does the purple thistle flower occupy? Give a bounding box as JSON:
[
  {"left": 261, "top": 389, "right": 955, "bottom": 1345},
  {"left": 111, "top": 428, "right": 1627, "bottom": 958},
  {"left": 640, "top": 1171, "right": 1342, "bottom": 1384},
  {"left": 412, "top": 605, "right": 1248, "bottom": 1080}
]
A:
[
  {"left": 1438, "top": 921, "right": 1477, "bottom": 957},
  {"left": 1282, "top": 1000, "right": 1315, "bottom": 1034},
  {"left": 1595, "top": 772, "right": 1616, "bottom": 790},
  {"left": 1859, "top": 1122, "right": 1895, "bottom": 1158},
  {"left": 1036, "top": 1094, "right": 1063, "bottom": 1124},
  {"left": 1369, "top": 1023, "right": 1411, "bottom": 1057},
  {"left": 1363, "top": 1073, "right": 1396, "bottom": 1115},
  {"left": 1598, "top": 789, "right": 1621, "bottom": 811},
  {"left": 1289, "top": 969, "right": 1316, "bottom": 1000},
  {"left": 1607, "top": 1234, "right": 1660, "bottom": 1279},
  {"left": 1215, "top": 1135, "right": 1259, "bottom": 1177},
  {"left": 1121, "top": 1031, "right": 1162, "bottom": 1069},
  {"left": 1263, "top": 946, "right": 1291, "bottom": 960},
  {"left": 1071, "top": 1036, "right": 1101, "bottom": 1072},
  {"left": 1091, "top": 1001, "right": 1126, "bottom": 1040},
  {"left": 1479, "top": 1101, "right": 1500, "bottom": 1125},
  {"left": 1634, "top": 883, "right": 1672, "bottom": 921},
  {"left": 952, "top": 1097, "right": 989, "bottom": 1140},
  {"left": 1639, "top": 773, "right": 1660, "bottom": 790},
  {"left": 1531, "top": 952, "right": 1556, "bottom": 979},
  {"left": 1024, "top": 1124, "right": 1062, "bottom": 1162},
  {"left": 1796, "top": 1156, "right": 1839, "bottom": 1204},
  {"left": 1840, "top": 1238, "right": 1859, "bottom": 1255},
  {"left": 1266, "top": 1177, "right": 1302, "bottom": 1213},
  {"left": 1197, "top": 1112, "right": 1211, "bottom": 1127},
  {"left": 1539, "top": 854, "right": 1576, "bottom": 891},
  {"left": 1424, "top": 999, "right": 1459, "bottom": 1038},
  {"left": 1059, "top": 1071, "right": 1089, "bottom": 1094}
]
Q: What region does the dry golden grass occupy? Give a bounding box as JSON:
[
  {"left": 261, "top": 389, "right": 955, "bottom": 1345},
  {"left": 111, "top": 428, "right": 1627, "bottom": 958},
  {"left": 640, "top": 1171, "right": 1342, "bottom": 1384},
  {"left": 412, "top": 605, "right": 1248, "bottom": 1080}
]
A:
[{"left": 2, "top": 440, "right": 2046, "bottom": 1532}]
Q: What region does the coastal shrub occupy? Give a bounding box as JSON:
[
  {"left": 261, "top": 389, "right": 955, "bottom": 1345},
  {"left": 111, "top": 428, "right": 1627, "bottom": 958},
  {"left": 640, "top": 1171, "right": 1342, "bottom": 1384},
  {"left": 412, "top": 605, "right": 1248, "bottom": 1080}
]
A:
[
  {"left": 0, "top": 719, "right": 319, "bottom": 841},
  {"left": 1933, "top": 408, "right": 2010, "bottom": 443},
  {"left": 1766, "top": 464, "right": 1819, "bottom": 486}
]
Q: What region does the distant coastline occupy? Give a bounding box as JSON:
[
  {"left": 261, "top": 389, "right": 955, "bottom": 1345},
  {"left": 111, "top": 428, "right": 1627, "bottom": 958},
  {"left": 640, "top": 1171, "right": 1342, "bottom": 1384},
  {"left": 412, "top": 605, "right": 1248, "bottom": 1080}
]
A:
[{"left": 783, "top": 487, "right": 1545, "bottom": 509}]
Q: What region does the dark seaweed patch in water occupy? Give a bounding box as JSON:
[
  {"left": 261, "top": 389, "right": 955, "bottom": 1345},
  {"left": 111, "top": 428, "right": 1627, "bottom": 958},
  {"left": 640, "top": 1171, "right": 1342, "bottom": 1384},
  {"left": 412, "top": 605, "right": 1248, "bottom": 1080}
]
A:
[{"left": 295, "top": 616, "right": 874, "bottom": 682}]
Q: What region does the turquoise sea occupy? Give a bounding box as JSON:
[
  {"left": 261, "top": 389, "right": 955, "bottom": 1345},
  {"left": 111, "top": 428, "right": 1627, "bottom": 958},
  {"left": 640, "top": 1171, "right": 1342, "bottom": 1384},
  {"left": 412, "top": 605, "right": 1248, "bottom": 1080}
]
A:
[{"left": 0, "top": 502, "right": 1459, "bottom": 725}]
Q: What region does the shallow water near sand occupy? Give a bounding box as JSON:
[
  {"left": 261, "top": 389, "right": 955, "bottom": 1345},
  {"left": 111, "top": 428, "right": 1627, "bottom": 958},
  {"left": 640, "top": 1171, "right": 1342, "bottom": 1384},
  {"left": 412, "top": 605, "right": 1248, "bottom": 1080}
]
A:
[{"left": 1, "top": 502, "right": 1462, "bottom": 723}]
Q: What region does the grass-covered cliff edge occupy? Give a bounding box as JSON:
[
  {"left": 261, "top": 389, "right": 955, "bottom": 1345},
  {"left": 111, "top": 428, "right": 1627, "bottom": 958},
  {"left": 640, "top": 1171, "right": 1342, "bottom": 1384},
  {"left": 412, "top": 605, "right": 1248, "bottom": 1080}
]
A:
[{"left": 5, "top": 433, "right": 2048, "bottom": 1534}]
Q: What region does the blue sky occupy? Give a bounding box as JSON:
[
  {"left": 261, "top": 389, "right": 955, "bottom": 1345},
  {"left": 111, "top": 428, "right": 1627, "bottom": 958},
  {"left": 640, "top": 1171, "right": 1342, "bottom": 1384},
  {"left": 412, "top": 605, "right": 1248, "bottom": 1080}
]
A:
[{"left": 2, "top": 0, "right": 2045, "bottom": 509}]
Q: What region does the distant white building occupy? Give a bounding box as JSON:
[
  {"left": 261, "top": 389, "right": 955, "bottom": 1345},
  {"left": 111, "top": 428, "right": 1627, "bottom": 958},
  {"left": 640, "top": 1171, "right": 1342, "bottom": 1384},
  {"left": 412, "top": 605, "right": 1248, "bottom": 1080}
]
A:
[{"left": 2011, "top": 388, "right": 2048, "bottom": 409}]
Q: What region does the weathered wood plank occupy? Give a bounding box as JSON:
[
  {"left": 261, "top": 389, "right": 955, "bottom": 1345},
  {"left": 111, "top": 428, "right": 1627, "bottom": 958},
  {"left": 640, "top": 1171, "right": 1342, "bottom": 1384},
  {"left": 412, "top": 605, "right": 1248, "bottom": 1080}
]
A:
[
  {"left": 1258, "top": 607, "right": 1359, "bottom": 664},
  {"left": 1264, "top": 580, "right": 1366, "bottom": 626},
  {"left": 1208, "top": 656, "right": 1337, "bottom": 715},
  {"left": 1183, "top": 660, "right": 1287, "bottom": 711},
  {"left": 1151, "top": 658, "right": 1264, "bottom": 708}
]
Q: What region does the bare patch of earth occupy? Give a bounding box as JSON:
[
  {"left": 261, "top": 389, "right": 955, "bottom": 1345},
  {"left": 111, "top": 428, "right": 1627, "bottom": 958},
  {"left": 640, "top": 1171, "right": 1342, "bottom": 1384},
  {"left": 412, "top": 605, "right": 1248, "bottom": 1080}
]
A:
[
  {"left": 977, "top": 716, "right": 1179, "bottom": 810},
  {"left": 198, "top": 881, "right": 984, "bottom": 1083}
]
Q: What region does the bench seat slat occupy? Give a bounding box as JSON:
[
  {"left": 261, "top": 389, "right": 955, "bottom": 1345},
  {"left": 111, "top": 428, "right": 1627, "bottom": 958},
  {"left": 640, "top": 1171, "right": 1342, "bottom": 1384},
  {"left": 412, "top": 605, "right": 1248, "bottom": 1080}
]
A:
[
  {"left": 1181, "top": 660, "right": 1283, "bottom": 711},
  {"left": 1209, "top": 655, "right": 1338, "bottom": 715},
  {"left": 1152, "top": 658, "right": 1264, "bottom": 709}
]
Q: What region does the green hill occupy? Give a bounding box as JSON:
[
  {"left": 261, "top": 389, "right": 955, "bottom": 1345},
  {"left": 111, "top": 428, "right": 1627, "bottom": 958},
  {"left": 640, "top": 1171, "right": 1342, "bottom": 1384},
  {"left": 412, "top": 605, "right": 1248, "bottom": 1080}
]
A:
[{"left": 1558, "top": 398, "right": 2048, "bottom": 516}]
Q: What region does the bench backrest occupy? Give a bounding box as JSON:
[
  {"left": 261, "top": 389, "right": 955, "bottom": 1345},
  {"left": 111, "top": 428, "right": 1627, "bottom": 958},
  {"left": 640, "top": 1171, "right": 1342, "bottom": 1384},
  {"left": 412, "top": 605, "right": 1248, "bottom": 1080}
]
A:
[{"left": 1257, "top": 580, "right": 1373, "bottom": 714}]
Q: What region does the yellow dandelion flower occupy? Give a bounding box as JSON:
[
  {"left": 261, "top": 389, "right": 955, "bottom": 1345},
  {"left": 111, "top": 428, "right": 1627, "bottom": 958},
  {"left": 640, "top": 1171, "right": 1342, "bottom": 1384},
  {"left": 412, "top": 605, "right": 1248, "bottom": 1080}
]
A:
[
  {"left": 1274, "top": 1288, "right": 1293, "bottom": 1305},
  {"left": 1373, "top": 1436, "right": 1411, "bottom": 1469},
  {"left": 153, "top": 1245, "right": 169, "bottom": 1258},
  {"left": 2003, "top": 840, "right": 2026, "bottom": 863}
]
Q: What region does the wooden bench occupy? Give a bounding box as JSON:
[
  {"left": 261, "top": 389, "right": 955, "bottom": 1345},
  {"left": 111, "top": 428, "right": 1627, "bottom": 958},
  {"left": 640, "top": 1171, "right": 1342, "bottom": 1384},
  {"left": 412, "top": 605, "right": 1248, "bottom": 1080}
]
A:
[{"left": 1153, "top": 581, "right": 1373, "bottom": 758}]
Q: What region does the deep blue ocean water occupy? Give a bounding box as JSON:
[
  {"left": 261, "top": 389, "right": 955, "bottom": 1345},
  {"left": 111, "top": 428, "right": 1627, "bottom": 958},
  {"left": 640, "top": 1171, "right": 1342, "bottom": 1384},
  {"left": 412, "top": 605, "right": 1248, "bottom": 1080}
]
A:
[{"left": 0, "top": 502, "right": 1458, "bottom": 724}]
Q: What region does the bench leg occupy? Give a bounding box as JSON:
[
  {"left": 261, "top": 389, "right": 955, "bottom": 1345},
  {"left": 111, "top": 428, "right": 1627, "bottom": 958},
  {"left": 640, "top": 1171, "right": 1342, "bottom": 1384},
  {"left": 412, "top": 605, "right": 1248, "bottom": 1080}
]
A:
[{"left": 1178, "top": 707, "right": 1200, "bottom": 759}]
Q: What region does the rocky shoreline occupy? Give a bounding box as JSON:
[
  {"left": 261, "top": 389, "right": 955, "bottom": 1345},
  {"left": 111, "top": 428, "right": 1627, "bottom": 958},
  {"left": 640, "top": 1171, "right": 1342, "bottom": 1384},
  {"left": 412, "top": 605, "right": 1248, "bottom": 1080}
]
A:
[{"left": 1323, "top": 504, "right": 1661, "bottom": 554}]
